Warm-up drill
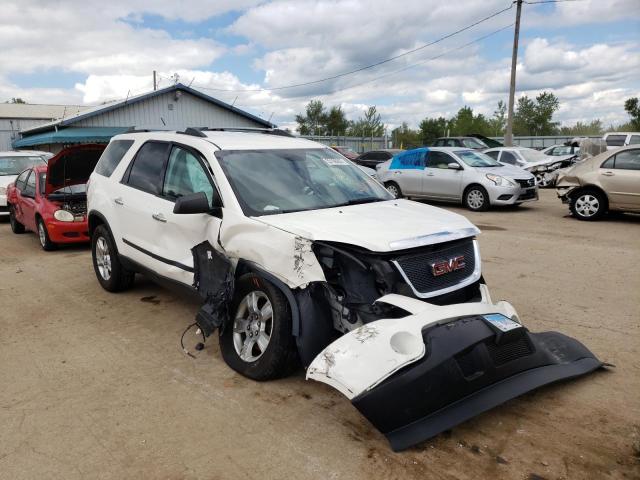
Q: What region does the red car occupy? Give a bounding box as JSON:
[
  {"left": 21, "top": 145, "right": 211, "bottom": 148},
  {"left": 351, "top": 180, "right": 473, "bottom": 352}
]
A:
[{"left": 7, "top": 144, "right": 105, "bottom": 250}]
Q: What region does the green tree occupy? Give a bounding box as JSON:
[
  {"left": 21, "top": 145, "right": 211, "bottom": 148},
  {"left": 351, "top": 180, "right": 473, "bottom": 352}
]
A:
[
  {"left": 489, "top": 100, "right": 507, "bottom": 136},
  {"left": 325, "top": 106, "right": 349, "bottom": 135},
  {"left": 5, "top": 97, "right": 27, "bottom": 104},
  {"left": 623, "top": 97, "right": 640, "bottom": 130},
  {"left": 295, "top": 100, "right": 328, "bottom": 135},
  {"left": 392, "top": 122, "right": 421, "bottom": 149},
  {"left": 450, "top": 106, "right": 492, "bottom": 136},
  {"left": 348, "top": 106, "right": 384, "bottom": 136},
  {"left": 419, "top": 117, "right": 448, "bottom": 144},
  {"left": 559, "top": 119, "right": 603, "bottom": 136},
  {"left": 513, "top": 92, "right": 560, "bottom": 135}
]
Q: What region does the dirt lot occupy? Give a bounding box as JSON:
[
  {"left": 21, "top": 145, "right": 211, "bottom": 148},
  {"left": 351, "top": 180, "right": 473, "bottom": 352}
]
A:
[{"left": 1, "top": 190, "right": 639, "bottom": 480}]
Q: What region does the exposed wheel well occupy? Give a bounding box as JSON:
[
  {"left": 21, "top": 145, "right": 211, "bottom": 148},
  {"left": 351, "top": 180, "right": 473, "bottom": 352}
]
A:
[{"left": 88, "top": 212, "right": 105, "bottom": 237}]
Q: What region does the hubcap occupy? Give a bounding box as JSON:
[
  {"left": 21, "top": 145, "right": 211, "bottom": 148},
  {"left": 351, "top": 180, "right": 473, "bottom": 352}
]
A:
[
  {"left": 467, "top": 190, "right": 485, "bottom": 209},
  {"left": 233, "top": 291, "right": 273, "bottom": 362},
  {"left": 95, "top": 236, "right": 112, "bottom": 280},
  {"left": 38, "top": 223, "right": 46, "bottom": 247},
  {"left": 575, "top": 194, "right": 599, "bottom": 217},
  {"left": 387, "top": 185, "right": 399, "bottom": 198}
]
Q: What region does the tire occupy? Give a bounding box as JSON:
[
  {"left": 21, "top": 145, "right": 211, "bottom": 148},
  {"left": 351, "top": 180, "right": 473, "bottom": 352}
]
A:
[
  {"left": 464, "top": 185, "right": 490, "bottom": 211},
  {"left": 570, "top": 189, "right": 606, "bottom": 221},
  {"left": 9, "top": 206, "right": 25, "bottom": 234},
  {"left": 37, "top": 218, "right": 57, "bottom": 251},
  {"left": 385, "top": 181, "right": 403, "bottom": 199},
  {"left": 220, "top": 274, "right": 299, "bottom": 381},
  {"left": 91, "top": 224, "right": 135, "bottom": 292}
]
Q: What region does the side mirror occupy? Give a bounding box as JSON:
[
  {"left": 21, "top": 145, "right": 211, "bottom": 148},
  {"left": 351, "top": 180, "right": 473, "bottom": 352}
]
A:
[
  {"left": 173, "top": 191, "right": 216, "bottom": 215},
  {"left": 447, "top": 162, "right": 462, "bottom": 170}
]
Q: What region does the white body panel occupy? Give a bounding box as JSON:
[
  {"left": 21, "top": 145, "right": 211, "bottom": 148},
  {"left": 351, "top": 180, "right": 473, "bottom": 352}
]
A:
[{"left": 306, "top": 287, "right": 519, "bottom": 399}]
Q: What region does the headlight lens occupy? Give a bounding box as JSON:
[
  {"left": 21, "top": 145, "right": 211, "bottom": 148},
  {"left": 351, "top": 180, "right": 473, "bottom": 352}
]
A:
[
  {"left": 486, "top": 174, "right": 515, "bottom": 187},
  {"left": 53, "top": 209, "right": 74, "bottom": 222}
]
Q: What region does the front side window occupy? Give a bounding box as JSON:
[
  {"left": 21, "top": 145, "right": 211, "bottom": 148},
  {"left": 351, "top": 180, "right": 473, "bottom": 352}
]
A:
[
  {"left": 95, "top": 140, "right": 135, "bottom": 177},
  {"left": 605, "top": 135, "right": 627, "bottom": 147},
  {"left": 0, "top": 156, "right": 45, "bottom": 176},
  {"left": 500, "top": 151, "right": 518, "bottom": 165},
  {"left": 629, "top": 135, "right": 640, "bottom": 145},
  {"left": 454, "top": 150, "right": 501, "bottom": 167},
  {"left": 484, "top": 150, "right": 499, "bottom": 160},
  {"left": 216, "top": 148, "right": 391, "bottom": 216},
  {"left": 612, "top": 150, "right": 640, "bottom": 170},
  {"left": 163, "top": 146, "right": 217, "bottom": 206},
  {"left": 24, "top": 171, "right": 36, "bottom": 196},
  {"left": 125, "top": 142, "right": 170, "bottom": 195},
  {"left": 426, "top": 151, "right": 454, "bottom": 169},
  {"left": 14, "top": 169, "right": 30, "bottom": 190}
]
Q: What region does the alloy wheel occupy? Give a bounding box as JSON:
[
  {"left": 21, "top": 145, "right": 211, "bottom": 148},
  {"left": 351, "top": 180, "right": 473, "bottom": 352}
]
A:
[
  {"left": 95, "top": 236, "right": 112, "bottom": 280},
  {"left": 38, "top": 222, "right": 47, "bottom": 247},
  {"left": 575, "top": 194, "right": 599, "bottom": 218},
  {"left": 233, "top": 291, "right": 273, "bottom": 362}
]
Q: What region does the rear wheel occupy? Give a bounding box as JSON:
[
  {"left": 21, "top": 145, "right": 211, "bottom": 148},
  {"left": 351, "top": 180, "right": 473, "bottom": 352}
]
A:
[
  {"left": 37, "top": 218, "right": 57, "bottom": 251},
  {"left": 464, "top": 185, "right": 490, "bottom": 211},
  {"left": 9, "top": 206, "right": 25, "bottom": 234},
  {"left": 91, "top": 224, "right": 135, "bottom": 291},
  {"left": 220, "top": 274, "right": 298, "bottom": 380},
  {"left": 570, "top": 190, "right": 606, "bottom": 221},
  {"left": 385, "top": 181, "right": 403, "bottom": 199}
]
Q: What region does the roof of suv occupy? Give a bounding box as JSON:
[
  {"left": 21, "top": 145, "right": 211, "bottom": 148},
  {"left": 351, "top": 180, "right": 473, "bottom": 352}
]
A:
[{"left": 113, "top": 130, "right": 323, "bottom": 151}]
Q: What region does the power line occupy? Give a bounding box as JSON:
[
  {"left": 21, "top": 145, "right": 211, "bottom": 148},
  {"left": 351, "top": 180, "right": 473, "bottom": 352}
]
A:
[
  {"left": 523, "top": 0, "right": 586, "bottom": 4},
  {"left": 235, "top": 22, "right": 515, "bottom": 109},
  {"left": 191, "top": 3, "right": 515, "bottom": 94}
]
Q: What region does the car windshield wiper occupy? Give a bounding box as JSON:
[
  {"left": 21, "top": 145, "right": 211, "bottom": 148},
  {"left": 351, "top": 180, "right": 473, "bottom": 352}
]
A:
[{"left": 335, "top": 197, "right": 386, "bottom": 207}]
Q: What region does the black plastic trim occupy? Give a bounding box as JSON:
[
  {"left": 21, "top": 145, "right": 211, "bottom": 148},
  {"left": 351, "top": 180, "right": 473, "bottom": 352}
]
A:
[{"left": 122, "top": 238, "right": 194, "bottom": 273}]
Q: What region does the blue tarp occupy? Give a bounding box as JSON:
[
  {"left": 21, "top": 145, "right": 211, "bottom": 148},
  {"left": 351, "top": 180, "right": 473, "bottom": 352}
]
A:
[
  {"left": 389, "top": 147, "right": 430, "bottom": 170},
  {"left": 12, "top": 127, "right": 130, "bottom": 148}
]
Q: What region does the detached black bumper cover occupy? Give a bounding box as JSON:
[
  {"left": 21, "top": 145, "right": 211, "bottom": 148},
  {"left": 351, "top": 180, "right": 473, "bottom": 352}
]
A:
[{"left": 352, "top": 316, "right": 602, "bottom": 451}]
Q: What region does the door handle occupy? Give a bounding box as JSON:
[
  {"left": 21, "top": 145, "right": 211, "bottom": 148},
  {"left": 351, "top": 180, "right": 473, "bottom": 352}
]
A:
[
  {"left": 152, "top": 213, "right": 167, "bottom": 223},
  {"left": 394, "top": 171, "right": 402, "bottom": 174},
  {"left": 114, "top": 197, "right": 124, "bottom": 205},
  {"left": 602, "top": 171, "right": 615, "bottom": 176},
  {"left": 426, "top": 173, "right": 435, "bottom": 176}
]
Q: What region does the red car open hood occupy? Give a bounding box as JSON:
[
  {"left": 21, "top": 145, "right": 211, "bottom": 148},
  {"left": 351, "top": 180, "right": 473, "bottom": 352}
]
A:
[{"left": 45, "top": 144, "right": 106, "bottom": 195}]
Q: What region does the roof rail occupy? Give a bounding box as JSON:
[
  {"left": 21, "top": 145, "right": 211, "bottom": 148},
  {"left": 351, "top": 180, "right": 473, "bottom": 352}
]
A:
[
  {"left": 199, "top": 127, "right": 294, "bottom": 138},
  {"left": 123, "top": 127, "right": 158, "bottom": 134},
  {"left": 178, "top": 127, "right": 207, "bottom": 138}
]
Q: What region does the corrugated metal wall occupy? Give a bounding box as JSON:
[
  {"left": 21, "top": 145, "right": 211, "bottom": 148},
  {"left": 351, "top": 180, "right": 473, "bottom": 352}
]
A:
[
  {"left": 0, "top": 118, "right": 53, "bottom": 151},
  {"left": 73, "top": 91, "right": 264, "bottom": 130}
]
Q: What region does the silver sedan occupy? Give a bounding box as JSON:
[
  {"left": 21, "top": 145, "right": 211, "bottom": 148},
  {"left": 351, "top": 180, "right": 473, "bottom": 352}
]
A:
[{"left": 376, "top": 147, "right": 538, "bottom": 211}]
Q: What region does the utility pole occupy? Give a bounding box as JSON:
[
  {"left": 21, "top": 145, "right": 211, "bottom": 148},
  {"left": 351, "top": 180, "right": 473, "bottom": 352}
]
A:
[
  {"left": 153, "top": 70, "right": 157, "bottom": 91},
  {"left": 505, "top": 0, "right": 523, "bottom": 147}
]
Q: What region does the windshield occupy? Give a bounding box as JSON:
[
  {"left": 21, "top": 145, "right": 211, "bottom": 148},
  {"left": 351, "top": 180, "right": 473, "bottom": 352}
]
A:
[
  {"left": 519, "top": 149, "right": 549, "bottom": 163},
  {"left": 216, "top": 148, "right": 392, "bottom": 216},
  {"left": 0, "top": 156, "right": 45, "bottom": 176},
  {"left": 454, "top": 150, "right": 502, "bottom": 167},
  {"left": 461, "top": 138, "right": 488, "bottom": 149}
]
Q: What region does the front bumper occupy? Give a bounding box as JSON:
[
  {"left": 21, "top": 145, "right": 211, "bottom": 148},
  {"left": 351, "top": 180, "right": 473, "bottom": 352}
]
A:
[
  {"left": 307, "top": 292, "right": 601, "bottom": 451},
  {"left": 488, "top": 184, "right": 538, "bottom": 205},
  {"left": 556, "top": 185, "right": 577, "bottom": 204},
  {"left": 45, "top": 217, "right": 90, "bottom": 244}
]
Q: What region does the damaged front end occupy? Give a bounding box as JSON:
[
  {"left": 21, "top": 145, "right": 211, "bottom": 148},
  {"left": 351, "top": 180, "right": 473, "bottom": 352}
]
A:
[{"left": 307, "top": 292, "right": 602, "bottom": 451}]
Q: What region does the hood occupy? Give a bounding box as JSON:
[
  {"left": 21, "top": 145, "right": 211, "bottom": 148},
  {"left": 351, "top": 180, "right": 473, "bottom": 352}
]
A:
[
  {"left": 523, "top": 154, "right": 574, "bottom": 170},
  {"left": 254, "top": 199, "right": 480, "bottom": 252},
  {"left": 481, "top": 164, "right": 533, "bottom": 179},
  {"left": 0, "top": 175, "right": 17, "bottom": 189},
  {"left": 45, "top": 144, "right": 105, "bottom": 195}
]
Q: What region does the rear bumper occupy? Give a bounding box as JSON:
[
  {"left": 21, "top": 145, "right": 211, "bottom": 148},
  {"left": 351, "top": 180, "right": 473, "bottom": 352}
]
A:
[
  {"left": 45, "top": 218, "right": 90, "bottom": 244},
  {"left": 307, "top": 292, "right": 601, "bottom": 451}
]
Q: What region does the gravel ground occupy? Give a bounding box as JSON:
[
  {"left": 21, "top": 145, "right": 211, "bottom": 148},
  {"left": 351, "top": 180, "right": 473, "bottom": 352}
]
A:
[{"left": 1, "top": 190, "right": 639, "bottom": 480}]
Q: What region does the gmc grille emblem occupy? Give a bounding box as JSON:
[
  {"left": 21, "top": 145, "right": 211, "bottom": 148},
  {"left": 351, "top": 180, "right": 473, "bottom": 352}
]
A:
[{"left": 431, "top": 255, "right": 466, "bottom": 277}]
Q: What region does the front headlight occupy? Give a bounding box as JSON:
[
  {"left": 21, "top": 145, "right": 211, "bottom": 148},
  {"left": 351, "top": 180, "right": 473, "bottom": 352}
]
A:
[
  {"left": 486, "top": 174, "right": 515, "bottom": 187},
  {"left": 53, "top": 209, "right": 75, "bottom": 222}
]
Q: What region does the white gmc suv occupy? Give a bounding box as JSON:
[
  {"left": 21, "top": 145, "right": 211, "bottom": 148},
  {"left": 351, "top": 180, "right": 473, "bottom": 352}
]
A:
[{"left": 87, "top": 128, "right": 601, "bottom": 451}]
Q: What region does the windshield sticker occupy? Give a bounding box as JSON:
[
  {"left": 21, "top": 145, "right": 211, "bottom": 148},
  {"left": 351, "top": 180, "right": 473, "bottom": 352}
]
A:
[{"left": 323, "top": 157, "right": 349, "bottom": 166}]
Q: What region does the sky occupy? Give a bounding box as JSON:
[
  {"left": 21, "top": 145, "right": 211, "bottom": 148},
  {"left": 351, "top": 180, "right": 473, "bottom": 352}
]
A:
[{"left": 1, "top": 0, "right": 639, "bottom": 132}]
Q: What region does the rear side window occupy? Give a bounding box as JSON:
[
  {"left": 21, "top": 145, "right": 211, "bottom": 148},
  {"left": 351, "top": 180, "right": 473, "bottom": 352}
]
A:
[
  {"left": 629, "top": 135, "right": 640, "bottom": 145},
  {"left": 500, "top": 151, "right": 518, "bottom": 165},
  {"left": 95, "top": 140, "right": 134, "bottom": 177},
  {"left": 485, "top": 151, "right": 499, "bottom": 160},
  {"left": 124, "top": 142, "right": 170, "bottom": 195},
  {"left": 605, "top": 135, "right": 627, "bottom": 147}
]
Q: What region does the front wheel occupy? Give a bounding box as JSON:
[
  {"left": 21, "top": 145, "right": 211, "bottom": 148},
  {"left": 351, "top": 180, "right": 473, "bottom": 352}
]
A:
[
  {"left": 219, "top": 274, "right": 298, "bottom": 380},
  {"left": 570, "top": 190, "right": 606, "bottom": 221},
  {"left": 91, "top": 224, "right": 135, "bottom": 291},
  {"left": 37, "top": 218, "right": 57, "bottom": 251},
  {"left": 464, "top": 185, "right": 490, "bottom": 211},
  {"left": 385, "top": 181, "right": 403, "bottom": 199},
  {"left": 9, "top": 206, "right": 25, "bottom": 234}
]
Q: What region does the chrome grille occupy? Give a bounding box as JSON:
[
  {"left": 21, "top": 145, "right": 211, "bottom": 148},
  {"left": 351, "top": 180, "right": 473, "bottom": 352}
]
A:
[
  {"left": 393, "top": 239, "right": 479, "bottom": 298},
  {"left": 515, "top": 178, "right": 535, "bottom": 188}
]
